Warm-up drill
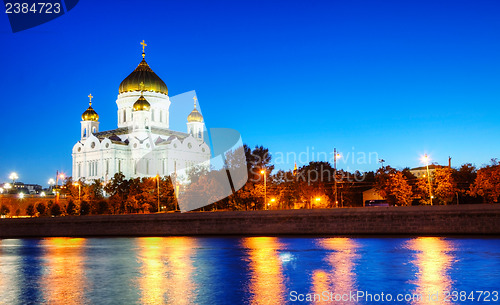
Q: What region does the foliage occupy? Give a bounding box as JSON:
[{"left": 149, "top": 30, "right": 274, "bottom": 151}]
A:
[
  {"left": 375, "top": 166, "right": 412, "bottom": 206},
  {"left": 50, "top": 203, "right": 62, "bottom": 217},
  {"left": 470, "top": 160, "right": 500, "bottom": 203},
  {"left": 66, "top": 200, "right": 78, "bottom": 215},
  {"left": 0, "top": 204, "right": 10, "bottom": 216},
  {"left": 36, "top": 202, "right": 47, "bottom": 216},
  {"left": 433, "top": 167, "right": 457, "bottom": 205},
  {"left": 26, "top": 203, "right": 36, "bottom": 217}
]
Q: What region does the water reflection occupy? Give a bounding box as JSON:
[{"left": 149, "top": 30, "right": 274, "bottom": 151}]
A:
[
  {"left": 312, "top": 238, "right": 359, "bottom": 303},
  {"left": 0, "top": 240, "right": 21, "bottom": 304},
  {"left": 41, "top": 238, "right": 87, "bottom": 305},
  {"left": 243, "top": 237, "right": 286, "bottom": 305},
  {"left": 137, "top": 237, "right": 197, "bottom": 305},
  {"left": 408, "top": 237, "right": 455, "bottom": 304}
]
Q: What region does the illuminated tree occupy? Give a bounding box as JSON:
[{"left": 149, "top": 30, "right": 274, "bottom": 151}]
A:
[{"left": 470, "top": 160, "right": 500, "bottom": 203}]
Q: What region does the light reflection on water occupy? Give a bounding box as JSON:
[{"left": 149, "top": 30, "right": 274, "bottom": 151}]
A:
[
  {"left": 137, "top": 237, "right": 197, "bottom": 305},
  {"left": 41, "top": 238, "right": 87, "bottom": 304},
  {"left": 312, "top": 238, "right": 359, "bottom": 303},
  {"left": 0, "top": 236, "right": 498, "bottom": 305},
  {"left": 407, "top": 237, "right": 456, "bottom": 305},
  {"left": 243, "top": 237, "right": 286, "bottom": 304}
]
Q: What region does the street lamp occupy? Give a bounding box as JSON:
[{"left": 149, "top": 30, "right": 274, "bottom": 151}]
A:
[
  {"left": 333, "top": 148, "right": 341, "bottom": 207},
  {"left": 260, "top": 169, "right": 267, "bottom": 210},
  {"left": 4, "top": 183, "right": 12, "bottom": 193},
  {"left": 421, "top": 154, "right": 433, "bottom": 206},
  {"left": 73, "top": 182, "right": 81, "bottom": 202},
  {"left": 9, "top": 172, "right": 18, "bottom": 184},
  {"left": 48, "top": 178, "right": 55, "bottom": 191},
  {"left": 156, "top": 174, "right": 160, "bottom": 213},
  {"left": 270, "top": 197, "right": 275, "bottom": 210}
]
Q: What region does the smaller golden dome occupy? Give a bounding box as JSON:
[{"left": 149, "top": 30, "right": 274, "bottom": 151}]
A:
[
  {"left": 133, "top": 93, "right": 151, "bottom": 111},
  {"left": 187, "top": 107, "right": 203, "bottom": 123},
  {"left": 82, "top": 95, "right": 99, "bottom": 121}
]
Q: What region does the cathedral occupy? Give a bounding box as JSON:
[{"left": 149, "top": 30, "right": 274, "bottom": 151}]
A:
[{"left": 72, "top": 41, "right": 211, "bottom": 181}]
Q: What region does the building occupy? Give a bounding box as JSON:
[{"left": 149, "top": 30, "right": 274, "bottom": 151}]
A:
[
  {"left": 362, "top": 188, "right": 385, "bottom": 206},
  {"left": 72, "top": 43, "right": 211, "bottom": 181},
  {"left": 409, "top": 164, "right": 442, "bottom": 178}
]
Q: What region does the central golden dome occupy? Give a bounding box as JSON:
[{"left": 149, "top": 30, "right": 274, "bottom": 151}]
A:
[
  {"left": 133, "top": 94, "right": 151, "bottom": 111},
  {"left": 119, "top": 57, "right": 168, "bottom": 95}
]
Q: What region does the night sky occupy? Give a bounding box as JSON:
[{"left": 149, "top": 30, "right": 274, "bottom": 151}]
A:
[{"left": 1, "top": 0, "right": 499, "bottom": 186}]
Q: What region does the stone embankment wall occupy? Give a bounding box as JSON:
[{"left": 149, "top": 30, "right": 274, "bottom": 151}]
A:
[{"left": 0, "top": 204, "right": 499, "bottom": 238}]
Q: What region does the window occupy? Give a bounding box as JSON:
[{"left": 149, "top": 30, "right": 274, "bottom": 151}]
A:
[
  {"left": 123, "top": 110, "right": 126, "bottom": 122},
  {"left": 83, "top": 128, "right": 87, "bottom": 137},
  {"left": 152, "top": 109, "right": 155, "bottom": 122},
  {"left": 160, "top": 110, "right": 163, "bottom": 122}
]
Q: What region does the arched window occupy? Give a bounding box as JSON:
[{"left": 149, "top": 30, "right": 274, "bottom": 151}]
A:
[
  {"left": 160, "top": 110, "right": 163, "bottom": 122},
  {"left": 198, "top": 130, "right": 202, "bottom": 138},
  {"left": 92, "top": 127, "right": 96, "bottom": 133},
  {"left": 83, "top": 128, "right": 87, "bottom": 137},
  {"left": 123, "top": 110, "right": 126, "bottom": 122},
  {"left": 152, "top": 109, "right": 155, "bottom": 122}
]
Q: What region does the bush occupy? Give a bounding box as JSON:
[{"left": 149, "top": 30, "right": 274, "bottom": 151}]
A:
[
  {"left": 0, "top": 204, "right": 10, "bottom": 216},
  {"left": 50, "top": 203, "right": 62, "bottom": 217},
  {"left": 36, "top": 203, "right": 47, "bottom": 216},
  {"left": 94, "top": 200, "right": 110, "bottom": 215},
  {"left": 80, "top": 201, "right": 91, "bottom": 215},
  {"left": 26, "top": 204, "right": 36, "bottom": 217},
  {"left": 66, "top": 200, "right": 78, "bottom": 215}
]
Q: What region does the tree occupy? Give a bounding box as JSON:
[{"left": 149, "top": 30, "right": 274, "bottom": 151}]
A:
[
  {"left": 50, "top": 203, "right": 62, "bottom": 217},
  {"left": 80, "top": 201, "right": 91, "bottom": 215},
  {"left": 26, "top": 203, "right": 36, "bottom": 217},
  {"left": 93, "top": 200, "right": 110, "bottom": 214},
  {"left": 375, "top": 166, "right": 413, "bottom": 206},
  {"left": 433, "top": 167, "right": 457, "bottom": 205},
  {"left": 36, "top": 202, "right": 47, "bottom": 217},
  {"left": 66, "top": 200, "right": 78, "bottom": 215},
  {"left": 471, "top": 160, "right": 500, "bottom": 203},
  {"left": 453, "top": 163, "right": 479, "bottom": 204},
  {"left": 0, "top": 204, "right": 10, "bottom": 216}
]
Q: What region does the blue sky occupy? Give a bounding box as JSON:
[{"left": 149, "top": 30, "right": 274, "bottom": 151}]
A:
[{"left": 0, "top": 0, "right": 499, "bottom": 185}]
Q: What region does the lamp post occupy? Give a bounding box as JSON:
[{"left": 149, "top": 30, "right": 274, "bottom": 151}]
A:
[
  {"left": 270, "top": 197, "right": 275, "bottom": 210},
  {"left": 55, "top": 171, "right": 65, "bottom": 205},
  {"left": 9, "top": 172, "right": 18, "bottom": 184},
  {"left": 157, "top": 174, "right": 160, "bottom": 213},
  {"left": 260, "top": 169, "right": 267, "bottom": 210},
  {"left": 73, "top": 182, "right": 81, "bottom": 202},
  {"left": 4, "top": 183, "right": 12, "bottom": 194},
  {"left": 48, "top": 178, "right": 55, "bottom": 193},
  {"left": 422, "top": 154, "right": 433, "bottom": 206},
  {"left": 333, "top": 149, "right": 341, "bottom": 207}
]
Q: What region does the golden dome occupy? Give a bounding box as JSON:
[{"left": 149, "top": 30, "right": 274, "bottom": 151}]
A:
[
  {"left": 133, "top": 93, "right": 151, "bottom": 111},
  {"left": 82, "top": 95, "right": 99, "bottom": 121},
  {"left": 187, "top": 106, "right": 203, "bottom": 122},
  {"left": 119, "top": 57, "right": 168, "bottom": 95}
]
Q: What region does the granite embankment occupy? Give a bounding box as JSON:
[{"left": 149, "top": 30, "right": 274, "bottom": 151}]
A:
[{"left": 0, "top": 204, "right": 499, "bottom": 238}]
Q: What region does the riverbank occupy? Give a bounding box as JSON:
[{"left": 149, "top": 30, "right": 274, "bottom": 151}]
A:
[{"left": 0, "top": 204, "right": 499, "bottom": 238}]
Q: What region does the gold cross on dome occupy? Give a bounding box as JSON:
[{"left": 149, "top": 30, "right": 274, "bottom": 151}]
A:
[
  {"left": 88, "top": 93, "right": 93, "bottom": 105},
  {"left": 141, "top": 40, "right": 147, "bottom": 54},
  {"left": 193, "top": 96, "right": 198, "bottom": 107}
]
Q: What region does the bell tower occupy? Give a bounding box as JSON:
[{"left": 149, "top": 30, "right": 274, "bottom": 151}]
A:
[{"left": 81, "top": 94, "right": 99, "bottom": 140}]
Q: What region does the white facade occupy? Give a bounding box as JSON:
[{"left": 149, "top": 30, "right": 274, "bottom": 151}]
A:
[{"left": 72, "top": 53, "right": 210, "bottom": 181}]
